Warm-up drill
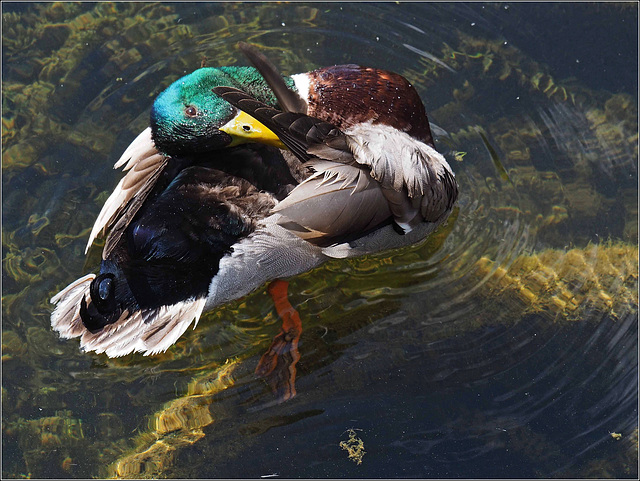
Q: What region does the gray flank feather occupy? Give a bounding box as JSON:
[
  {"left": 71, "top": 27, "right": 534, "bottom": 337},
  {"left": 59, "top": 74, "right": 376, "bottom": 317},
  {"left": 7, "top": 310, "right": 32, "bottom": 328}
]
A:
[{"left": 274, "top": 163, "right": 391, "bottom": 244}]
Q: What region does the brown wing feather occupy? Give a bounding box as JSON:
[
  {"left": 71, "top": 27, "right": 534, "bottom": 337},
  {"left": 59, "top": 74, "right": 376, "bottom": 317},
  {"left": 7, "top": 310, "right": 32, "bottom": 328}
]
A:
[
  {"left": 85, "top": 128, "right": 167, "bottom": 256},
  {"left": 102, "top": 154, "right": 168, "bottom": 259},
  {"left": 237, "top": 42, "right": 307, "bottom": 114}
]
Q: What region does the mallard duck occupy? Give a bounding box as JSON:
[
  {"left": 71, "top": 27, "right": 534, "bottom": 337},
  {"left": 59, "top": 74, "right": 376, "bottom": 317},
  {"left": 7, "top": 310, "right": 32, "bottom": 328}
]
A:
[{"left": 50, "top": 44, "right": 458, "bottom": 358}]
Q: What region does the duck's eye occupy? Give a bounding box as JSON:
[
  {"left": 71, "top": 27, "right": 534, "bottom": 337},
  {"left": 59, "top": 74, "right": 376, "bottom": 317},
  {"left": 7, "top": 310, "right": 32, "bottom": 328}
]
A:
[
  {"left": 242, "top": 125, "right": 251, "bottom": 132},
  {"left": 185, "top": 106, "right": 198, "bottom": 117}
]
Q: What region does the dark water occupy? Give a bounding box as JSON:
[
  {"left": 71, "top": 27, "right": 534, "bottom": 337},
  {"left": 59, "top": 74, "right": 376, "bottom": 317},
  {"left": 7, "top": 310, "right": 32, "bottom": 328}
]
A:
[{"left": 2, "top": 2, "right": 638, "bottom": 479}]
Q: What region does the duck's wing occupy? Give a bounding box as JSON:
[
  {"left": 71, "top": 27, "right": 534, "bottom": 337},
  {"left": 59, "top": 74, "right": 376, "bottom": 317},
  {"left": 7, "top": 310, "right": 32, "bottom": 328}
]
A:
[
  {"left": 213, "top": 87, "right": 458, "bottom": 234},
  {"left": 237, "top": 41, "right": 307, "bottom": 114},
  {"left": 273, "top": 160, "right": 392, "bottom": 245},
  {"left": 305, "top": 123, "right": 457, "bottom": 229},
  {"left": 344, "top": 122, "right": 459, "bottom": 226},
  {"left": 213, "top": 86, "right": 395, "bottom": 244},
  {"left": 236, "top": 99, "right": 457, "bottom": 227},
  {"left": 86, "top": 127, "right": 168, "bottom": 258}
]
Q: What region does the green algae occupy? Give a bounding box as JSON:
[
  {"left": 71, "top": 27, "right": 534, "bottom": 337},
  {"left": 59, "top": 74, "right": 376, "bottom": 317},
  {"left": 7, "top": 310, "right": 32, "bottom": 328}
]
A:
[
  {"left": 339, "top": 428, "right": 366, "bottom": 465},
  {"left": 109, "top": 360, "right": 236, "bottom": 479}
]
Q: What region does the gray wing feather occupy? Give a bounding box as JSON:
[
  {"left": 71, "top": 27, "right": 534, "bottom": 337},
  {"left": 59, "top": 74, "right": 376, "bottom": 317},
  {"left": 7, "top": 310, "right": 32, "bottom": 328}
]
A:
[
  {"left": 273, "top": 162, "right": 391, "bottom": 244},
  {"left": 306, "top": 142, "right": 353, "bottom": 163},
  {"left": 345, "top": 123, "right": 458, "bottom": 225}
]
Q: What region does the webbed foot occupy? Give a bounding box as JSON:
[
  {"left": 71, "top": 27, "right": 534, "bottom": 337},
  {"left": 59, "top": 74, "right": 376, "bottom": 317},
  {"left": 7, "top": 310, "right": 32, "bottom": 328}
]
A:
[{"left": 256, "top": 280, "right": 302, "bottom": 402}]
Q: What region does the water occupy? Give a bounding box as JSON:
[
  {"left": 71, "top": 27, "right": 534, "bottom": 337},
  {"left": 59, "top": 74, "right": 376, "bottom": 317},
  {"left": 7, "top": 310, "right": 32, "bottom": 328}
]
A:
[{"left": 2, "top": 2, "right": 638, "bottom": 478}]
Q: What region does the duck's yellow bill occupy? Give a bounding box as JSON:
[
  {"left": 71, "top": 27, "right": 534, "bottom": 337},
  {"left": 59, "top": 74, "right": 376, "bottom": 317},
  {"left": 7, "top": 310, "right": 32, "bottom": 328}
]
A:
[{"left": 220, "top": 111, "right": 286, "bottom": 149}]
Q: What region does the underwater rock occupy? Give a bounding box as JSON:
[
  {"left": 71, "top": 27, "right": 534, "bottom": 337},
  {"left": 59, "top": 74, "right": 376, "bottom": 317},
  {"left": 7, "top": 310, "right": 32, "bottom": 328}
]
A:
[
  {"left": 34, "top": 24, "right": 71, "bottom": 54},
  {"left": 4, "top": 410, "right": 87, "bottom": 478},
  {"left": 1, "top": 330, "right": 28, "bottom": 362}
]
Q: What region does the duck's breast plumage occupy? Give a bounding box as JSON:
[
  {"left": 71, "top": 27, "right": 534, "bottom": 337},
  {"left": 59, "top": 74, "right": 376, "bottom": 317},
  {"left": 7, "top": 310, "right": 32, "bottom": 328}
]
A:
[{"left": 301, "top": 65, "right": 435, "bottom": 146}]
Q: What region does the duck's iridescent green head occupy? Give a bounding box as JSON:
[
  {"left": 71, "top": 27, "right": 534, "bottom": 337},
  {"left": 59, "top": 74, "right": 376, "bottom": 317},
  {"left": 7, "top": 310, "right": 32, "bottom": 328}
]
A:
[{"left": 151, "top": 66, "right": 294, "bottom": 156}]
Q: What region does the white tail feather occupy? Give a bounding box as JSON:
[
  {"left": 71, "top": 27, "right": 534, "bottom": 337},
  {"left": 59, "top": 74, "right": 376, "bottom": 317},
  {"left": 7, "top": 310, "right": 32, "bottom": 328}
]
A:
[
  {"left": 50, "top": 274, "right": 95, "bottom": 339},
  {"left": 50, "top": 274, "right": 206, "bottom": 358}
]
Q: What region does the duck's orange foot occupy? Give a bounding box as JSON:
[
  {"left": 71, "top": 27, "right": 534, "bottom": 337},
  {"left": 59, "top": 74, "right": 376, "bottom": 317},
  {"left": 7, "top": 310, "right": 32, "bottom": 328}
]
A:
[{"left": 256, "top": 280, "right": 302, "bottom": 402}]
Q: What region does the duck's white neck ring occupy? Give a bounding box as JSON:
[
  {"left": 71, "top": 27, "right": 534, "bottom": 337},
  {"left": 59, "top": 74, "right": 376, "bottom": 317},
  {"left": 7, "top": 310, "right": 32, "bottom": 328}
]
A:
[{"left": 291, "top": 73, "right": 311, "bottom": 108}]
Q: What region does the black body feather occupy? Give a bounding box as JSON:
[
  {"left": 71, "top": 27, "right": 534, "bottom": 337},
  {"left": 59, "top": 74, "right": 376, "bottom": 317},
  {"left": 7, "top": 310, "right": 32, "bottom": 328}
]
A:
[{"left": 80, "top": 144, "right": 299, "bottom": 332}]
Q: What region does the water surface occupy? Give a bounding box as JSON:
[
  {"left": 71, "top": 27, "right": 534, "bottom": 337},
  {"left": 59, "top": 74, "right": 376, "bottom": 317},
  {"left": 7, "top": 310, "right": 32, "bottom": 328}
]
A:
[{"left": 2, "top": 2, "right": 638, "bottom": 478}]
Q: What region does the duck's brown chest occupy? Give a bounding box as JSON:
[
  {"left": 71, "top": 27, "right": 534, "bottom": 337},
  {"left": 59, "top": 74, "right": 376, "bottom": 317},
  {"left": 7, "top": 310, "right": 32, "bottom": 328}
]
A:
[{"left": 305, "top": 65, "right": 434, "bottom": 146}]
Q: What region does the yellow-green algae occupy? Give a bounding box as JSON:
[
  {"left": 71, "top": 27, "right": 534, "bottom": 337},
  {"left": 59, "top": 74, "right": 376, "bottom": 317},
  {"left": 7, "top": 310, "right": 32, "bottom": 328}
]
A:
[
  {"left": 110, "top": 361, "right": 236, "bottom": 479},
  {"left": 474, "top": 242, "right": 638, "bottom": 323},
  {"left": 339, "top": 428, "right": 366, "bottom": 465},
  {"left": 3, "top": 3, "right": 192, "bottom": 175}
]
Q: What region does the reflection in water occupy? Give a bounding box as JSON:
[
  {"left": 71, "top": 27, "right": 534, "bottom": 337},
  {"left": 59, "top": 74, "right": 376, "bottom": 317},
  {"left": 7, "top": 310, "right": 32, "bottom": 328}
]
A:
[
  {"left": 2, "top": 2, "right": 637, "bottom": 479},
  {"left": 113, "top": 360, "right": 236, "bottom": 478},
  {"left": 255, "top": 281, "right": 303, "bottom": 403}
]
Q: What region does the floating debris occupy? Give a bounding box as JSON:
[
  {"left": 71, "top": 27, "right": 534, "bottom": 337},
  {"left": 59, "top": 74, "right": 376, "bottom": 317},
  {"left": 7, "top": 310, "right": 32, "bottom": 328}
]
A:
[
  {"left": 477, "top": 128, "right": 513, "bottom": 184},
  {"left": 340, "top": 428, "right": 366, "bottom": 465}
]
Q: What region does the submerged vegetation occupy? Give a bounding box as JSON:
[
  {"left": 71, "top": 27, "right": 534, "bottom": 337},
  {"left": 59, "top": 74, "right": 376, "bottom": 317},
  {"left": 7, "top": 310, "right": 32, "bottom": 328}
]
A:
[{"left": 2, "top": 2, "right": 637, "bottom": 479}]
